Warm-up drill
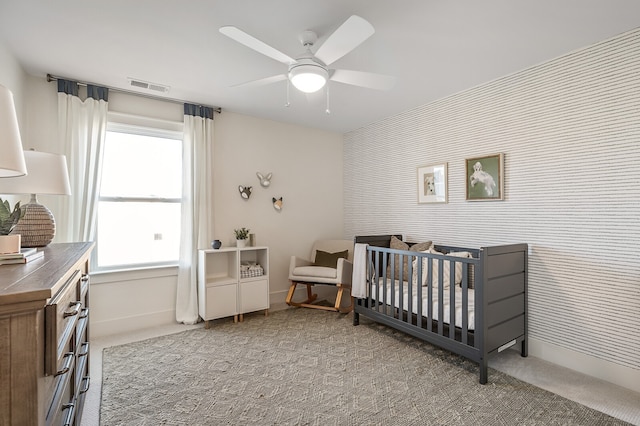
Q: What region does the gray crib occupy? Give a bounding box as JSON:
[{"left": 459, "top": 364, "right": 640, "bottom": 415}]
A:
[{"left": 353, "top": 235, "right": 528, "bottom": 384}]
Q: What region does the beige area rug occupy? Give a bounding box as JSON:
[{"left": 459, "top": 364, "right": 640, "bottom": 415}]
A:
[{"left": 101, "top": 308, "right": 627, "bottom": 425}]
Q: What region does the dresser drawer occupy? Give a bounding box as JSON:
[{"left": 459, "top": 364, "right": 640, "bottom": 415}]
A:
[
  {"left": 45, "top": 270, "right": 83, "bottom": 376},
  {"left": 47, "top": 395, "right": 76, "bottom": 426},
  {"left": 45, "top": 354, "right": 75, "bottom": 426},
  {"left": 75, "top": 340, "right": 89, "bottom": 392}
]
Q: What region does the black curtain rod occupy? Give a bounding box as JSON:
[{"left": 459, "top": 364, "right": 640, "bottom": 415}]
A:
[{"left": 46, "top": 73, "right": 222, "bottom": 114}]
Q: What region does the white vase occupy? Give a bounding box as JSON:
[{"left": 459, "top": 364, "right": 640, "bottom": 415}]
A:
[
  {"left": 0, "top": 234, "right": 21, "bottom": 254},
  {"left": 236, "top": 239, "right": 247, "bottom": 248}
]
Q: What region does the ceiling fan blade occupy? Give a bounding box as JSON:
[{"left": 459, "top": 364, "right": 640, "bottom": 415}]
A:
[
  {"left": 220, "top": 26, "right": 295, "bottom": 64},
  {"left": 330, "top": 69, "right": 395, "bottom": 91},
  {"left": 314, "top": 15, "right": 375, "bottom": 66},
  {"left": 231, "top": 74, "right": 287, "bottom": 89}
]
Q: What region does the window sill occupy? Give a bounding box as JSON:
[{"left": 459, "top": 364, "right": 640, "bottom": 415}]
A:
[{"left": 91, "top": 264, "right": 178, "bottom": 284}]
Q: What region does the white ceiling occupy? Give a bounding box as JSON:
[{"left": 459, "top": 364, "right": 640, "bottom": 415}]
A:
[{"left": 1, "top": 0, "right": 639, "bottom": 134}]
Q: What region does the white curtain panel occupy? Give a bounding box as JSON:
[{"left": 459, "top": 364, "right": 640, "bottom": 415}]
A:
[
  {"left": 176, "top": 111, "right": 214, "bottom": 324},
  {"left": 56, "top": 85, "right": 108, "bottom": 243}
]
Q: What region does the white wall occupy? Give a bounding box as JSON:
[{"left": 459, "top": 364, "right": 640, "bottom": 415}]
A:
[
  {"left": 0, "top": 40, "right": 26, "bottom": 122},
  {"left": 213, "top": 112, "right": 344, "bottom": 304},
  {"left": 14, "top": 84, "right": 344, "bottom": 337},
  {"left": 344, "top": 28, "right": 640, "bottom": 393},
  {"left": 0, "top": 41, "right": 28, "bottom": 211}
]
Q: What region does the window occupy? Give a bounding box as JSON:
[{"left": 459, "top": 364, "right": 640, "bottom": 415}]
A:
[{"left": 96, "top": 120, "right": 183, "bottom": 270}]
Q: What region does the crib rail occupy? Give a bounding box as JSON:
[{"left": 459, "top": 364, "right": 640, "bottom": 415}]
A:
[{"left": 362, "top": 245, "right": 480, "bottom": 350}]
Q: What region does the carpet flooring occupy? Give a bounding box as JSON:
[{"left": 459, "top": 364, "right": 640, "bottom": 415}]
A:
[{"left": 101, "top": 308, "right": 628, "bottom": 425}]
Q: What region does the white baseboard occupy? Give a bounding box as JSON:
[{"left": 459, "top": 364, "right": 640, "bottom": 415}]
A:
[
  {"left": 92, "top": 291, "right": 295, "bottom": 339},
  {"left": 91, "top": 309, "right": 176, "bottom": 339},
  {"left": 529, "top": 336, "right": 640, "bottom": 394},
  {"left": 269, "top": 288, "right": 290, "bottom": 306}
]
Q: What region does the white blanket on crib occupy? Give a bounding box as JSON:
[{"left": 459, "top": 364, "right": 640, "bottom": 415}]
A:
[
  {"left": 371, "top": 280, "right": 475, "bottom": 330},
  {"left": 352, "top": 243, "right": 368, "bottom": 298}
]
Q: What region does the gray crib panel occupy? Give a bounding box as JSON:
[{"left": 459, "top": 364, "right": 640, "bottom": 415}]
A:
[
  {"left": 486, "top": 273, "right": 525, "bottom": 303},
  {"left": 487, "top": 316, "right": 525, "bottom": 353},
  {"left": 487, "top": 294, "right": 525, "bottom": 327},
  {"left": 482, "top": 244, "right": 527, "bottom": 356},
  {"left": 485, "top": 248, "right": 526, "bottom": 279}
]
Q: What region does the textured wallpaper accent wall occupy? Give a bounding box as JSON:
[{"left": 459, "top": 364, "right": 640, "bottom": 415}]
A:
[{"left": 344, "top": 29, "right": 640, "bottom": 373}]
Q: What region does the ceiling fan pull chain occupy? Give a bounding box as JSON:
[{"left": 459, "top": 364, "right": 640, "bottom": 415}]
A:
[
  {"left": 325, "top": 83, "right": 331, "bottom": 115},
  {"left": 285, "top": 79, "right": 291, "bottom": 107}
]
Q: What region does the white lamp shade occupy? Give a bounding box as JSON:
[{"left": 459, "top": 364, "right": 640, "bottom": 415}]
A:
[
  {"left": 0, "top": 150, "right": 71, "bottom": 195},
  {"left": 0, "top": 84, "right": 27, "bottom": 177},
  {"left": 289, "top": 64, "right": 329, "bottom": 93}
]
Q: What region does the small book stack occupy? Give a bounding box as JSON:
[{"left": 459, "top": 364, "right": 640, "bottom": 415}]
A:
[{"left": 0, "top": 247, "right": 44, "bottom": 265}]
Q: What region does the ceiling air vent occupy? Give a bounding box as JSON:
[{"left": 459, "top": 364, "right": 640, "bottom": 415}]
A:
[{"left": 127, "top": 78, "right": 170, "bottom": 93}]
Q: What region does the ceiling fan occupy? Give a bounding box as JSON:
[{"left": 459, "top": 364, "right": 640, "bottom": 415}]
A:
[{"left": 219, "top": 15, "right": 395, "bottom": 95}]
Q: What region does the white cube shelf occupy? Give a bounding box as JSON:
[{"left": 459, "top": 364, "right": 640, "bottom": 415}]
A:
[{"left": 198, "top": 246, "right": 269, "bottom": 327}]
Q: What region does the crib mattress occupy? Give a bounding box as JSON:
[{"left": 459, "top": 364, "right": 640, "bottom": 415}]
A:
[{"left": 371, "top": 279, "right": 475, "bottom": 330}]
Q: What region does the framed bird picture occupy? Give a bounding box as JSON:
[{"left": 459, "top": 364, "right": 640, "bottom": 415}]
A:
[{"left": 465, "top": 153, "right": 504, "bottom": 201}]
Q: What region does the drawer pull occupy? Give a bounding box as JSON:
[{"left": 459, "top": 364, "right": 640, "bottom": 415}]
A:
[
  {"left": 78, "top": 342, "right": 90, "bottom": 358},
  {"left": 55, "top": 352, "right": 74, "bottom": 377},
  {"left": 80, "top": 376, "right": 91, "bottom": 394},
  {"left": 62, "top": 401, "right": 75, "bottom": 426},
  {"left": 63, "top": 301, "right": 82, "bottom": 318},
  {"left": 79, "top": 307, "right": 89, "bottom": 319}
]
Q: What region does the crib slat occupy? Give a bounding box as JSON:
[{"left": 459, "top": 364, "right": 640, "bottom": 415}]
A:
[
  {"left": 384, "top": 251, "right": 396, "bottom": 318},
  {"left": 449, "top": 262, "right": 456, "bottom": 339},
  {"left": 462, "top": 265, "right": 469, "bottom": 345},
  {"left": 398, "top": 253, "right": 404, "bottom": 320},
  {"left": 406, "top": 253, "right": 413, "bottom": 324},
  {"left": 382, "top": 251, "right": 388, "bottom": 314},
  {"left": 427, "top": 259, "right": 433, "bottom": 331},
  {"left": 437, "top": 259, "right": 444, "bottom": 336},
  {"left": 416, "top": 255, "right": 423, "bottom": 328},
  {"left": 367, "top": 249, "right": 374, "bottom": 311}
]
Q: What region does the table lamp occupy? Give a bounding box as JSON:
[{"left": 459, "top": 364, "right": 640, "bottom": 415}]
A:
[
  {"left": 0, "top": 84, "right": 27, "bottom": 177},
  {"left": 0, "top": 150, "right": 71, "bottom": 247}
]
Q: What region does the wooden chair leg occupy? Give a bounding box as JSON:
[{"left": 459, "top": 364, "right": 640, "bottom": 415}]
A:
[
  {"left": 337, "top": 285, "right": 354, "bottom": 313},
  {"left": 305, "top": 284, "right": 315, "bottom": 302},
  {"left": 286, "top": 281, "right": 318, "bottom": 307},
  {"left": 285, "top": 282, "right": 298, "bottom": 306},
  {"left": 334, "top": 287, "right": 344, "bottom": 310}
]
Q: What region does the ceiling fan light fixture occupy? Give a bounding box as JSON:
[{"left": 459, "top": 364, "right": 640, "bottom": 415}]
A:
[{"left": 288, "top": 63, "right": 328, "bottom": 93}]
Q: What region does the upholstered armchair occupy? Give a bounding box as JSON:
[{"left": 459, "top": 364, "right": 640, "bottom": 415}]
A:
[{"left": 286, "top": 239, "right": 354, "bottom": 313}]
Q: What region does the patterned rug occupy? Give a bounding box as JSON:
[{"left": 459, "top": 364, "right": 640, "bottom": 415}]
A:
[{"left": 101, "top": 308, "right": 627, "bottom": 425}]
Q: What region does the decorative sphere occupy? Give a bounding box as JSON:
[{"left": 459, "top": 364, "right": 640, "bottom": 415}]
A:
[{"left": 211, "top": 240, "right": 222, "bottom": 249}]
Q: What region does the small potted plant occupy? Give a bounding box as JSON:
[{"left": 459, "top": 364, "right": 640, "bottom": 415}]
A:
[
  {"left": 234, "top": 227, "right": 250, "bottom": 248},
  {"left": 0, "top": 198, "right": 24, "bottom": 254}
]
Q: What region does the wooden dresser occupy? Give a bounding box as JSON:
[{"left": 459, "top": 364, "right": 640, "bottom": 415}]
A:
[{"left": 0, "top": 242, "right": 94, "bottom": 426}]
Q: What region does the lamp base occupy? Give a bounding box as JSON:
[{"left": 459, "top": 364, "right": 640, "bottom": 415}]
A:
[{"left": 10, "top": 199, "right": 56, "bottom": 247}]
